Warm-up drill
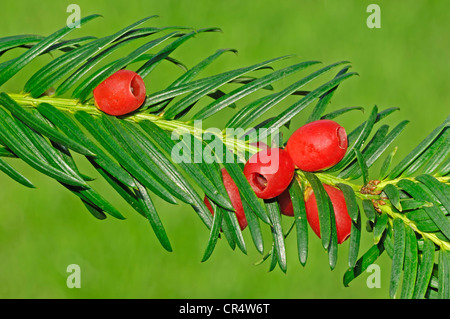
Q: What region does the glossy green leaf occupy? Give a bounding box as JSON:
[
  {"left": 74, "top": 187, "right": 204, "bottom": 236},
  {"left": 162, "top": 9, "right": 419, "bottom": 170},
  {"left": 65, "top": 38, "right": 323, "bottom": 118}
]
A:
[
  {"left": 48, "top": 136, "right": 94, "bottom": 182},
  {"left": 414, "top": 218, "right": 450, "bottom": 233},
  {"left": 219, "top": 207, "right": 237, "bottom": 250},
  {"left": 402, "top": 128, "right": 449, "bottom": 177},
  {"left": 82, "top": 201, "right": 107, "bottom": 220},
  {"left": 229, "top": 61, "right": 349, "bottom": 131},
  {"left": 425, "top": 288, "right": 440, "bottom": 299},
  {"left": 137, "top": 28, "right": 221, "bottom": 79},
  {"left": 346, "top": 107, "right": 400, "bottom": 146},
  {"left": 25, "top": 16, "right": 157, "bottom": 96},
  {"left": 306, "top": 65, "right": 351, "bottom": 123},
  {"left": 339, "top": 125, "right": 388, "bottom": 179},
  {"left": 373, "top": 212, "right": 388, "bottom": 244},
  {"left": 145, "top": 48, "right": 238, "bottom": 113},
  {"left": 321, "top": 106, "right": 365, "bottom": 120},
  {"left": 406, "top": 209, "right": 432, "bottom": 223},
  {"left": 72, "top": 184, "right": 126, "bottom": 220},
  {"left": 384, "top": 226, "right": 395, "bottom": 259},
  {"left": 261, "top": 71, "right": 357, "bottom": 141},
  {"left": 199, "top": 138, "right": 236, "bottom": 199},
  {"left": 43, "top": 36, "right": 97, "bottom": 54},
  {"left": 416, "top": 174, "right": 450, "bottom": 216},
  {"left": 354, "top": 148, "right": 369, "bottom": 185},
  {"left": 1, "top": 34, "right": 89, "bottom": 58},
  {"left": 0, "top": 14, "right": 101, "bottom": 87},
  {"left": 0, "top": 157, "right": 35, "bottom": 188},
  {"left": 268, "top": 245, "right": 278, "bottom": 272},
  {"left": 438, "top": 249, "right": 450, "bottom": 299},
  {"left": 20, "top": 133, "right": 120, "bottom": 219},
  {"left": 387, "top": 117, "right": 449, "bottom": 179},
  {"left": 328, "top": 199, "right": 338, "bottom": 270},
  {"left": 336, "top": 183, "right": 359, "bottom": 222},
  {"left": 383, "top": 184, "right": 402, "bottom": 211},
  {"left": 362, "top": 199, "right": 376, "bottom": 222},
  {"left": 0, "top": 146, "right": 15, "bottom": 158},
  {"left": 138, "top": 120, "right": 233, "bottom": 211},
  {"left": 13, "top": 115, "right": 124, "bottom": 220},
  {"left": 56, "top": 27, "right": 172, "bottom": 96},
  {"left": 265, "top": 199, "right": 287, "bottom": 273},
  {"left": 379, "top": 147, "right": 398, "bottom": 180},
  {"left": 201, "top": 198, "right": 224, "bottom": 262},
  {"left": 134, "top": 179, "right": 172, "bottom": 252},
  {"left": 398, "top": 179, "right": 450, "bottom": 240},
  {"left": 289, "top": 179, "right": 308, "bottom": 266},
  {"left": 304, "top": 172, "right": 331, "bottom": 250},
  {"left": 125, "top": 121, "right": 218, "bottom": 209},
  {"left": 163, "top": 55, "right": 292, "bottom": 120},
  {"left": 174, "top": 49, "right": 238, "bottom": 86},
  {"left": 435, "top": 157, "right": 450, "bottom": 177},
  {"left": 192, "top": 61, "right": 319, "bottom": 121},
  {"left": 93, "top": 163, "right": 141, "bottom": 212},
  {"left": 400, "top": 226, "right": 418, "bottom": 299},
  {"left": 0, "top": 93, "right": 95, "bottom": 156},
  {"left": 242, "top": 198, "right": 264, "bottom": 255},
  {"left": 400, "top": 199, "right": 431, "bottom": 211},
  {"left": 0, "top": 34, "right": 44, "bottom": 55},
  {"left": 101, "top": 114, "right": 193, "bottom": 204},
  {"left": 348, "top": 209, "right": 362, "bottom": 268},
  {"left": 143, "top": 63, "right": 272, "bottom": 110},
  {"left": 329, "top": 105, "right": 378, "bottom": 173},
  {"left": 36, "top": 103, "right": 135, "bottom": 188},
  {"left": 412, "top": 238, "right": 435, "bottom": 299},
  {"left": 340, "top": 121, "right": 409, "bottom": 180},
  {"left": 74, "top": 111, "right": 177, "bottom": 204},
  {"left": 222, "top": 205, "right": 247, "bottom": 255},
  {"left": 0, "top": 109, "right": 87, "bottom": 187},
  {"left": 421, "top": 130, "right": 450, "bottom": 175},
  {"left": 390, "top": 218, "right": 406, "bottom": 298},
  {"left": 143, "top": 74, "right": 225, "bottom": 108},
  {"left": 13, "top": 116, "right": 86, "bottom": 184},
  {"left": 164, "top": 135, "right": 222, "bottom": 229}
]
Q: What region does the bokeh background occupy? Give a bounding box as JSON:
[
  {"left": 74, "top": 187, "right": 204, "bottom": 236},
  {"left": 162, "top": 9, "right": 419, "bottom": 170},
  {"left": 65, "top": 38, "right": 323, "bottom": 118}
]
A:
[{"left": 0, "top": 0, "right": 448, "bottom": 298}]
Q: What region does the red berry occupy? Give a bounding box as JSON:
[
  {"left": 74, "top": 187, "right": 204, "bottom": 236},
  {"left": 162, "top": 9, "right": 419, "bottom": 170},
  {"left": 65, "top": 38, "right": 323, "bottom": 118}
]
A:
[
  {"left": 304, "top": 184, "right": 352, "bottom": 244},
  {"left": 93, "top": 69, "right": 146, "bottom": 116},
  {"left": 277, "top": 188, "right": 294, "bottom": 216},
  {"left": 244, "top": 147, "right": 295, "bottom": 199},
  {"left": 204, "top": 168, "right": 247, "bottom": 231},
  {"left": 285, "top": 120, "right": 348, "bottom": 172}
]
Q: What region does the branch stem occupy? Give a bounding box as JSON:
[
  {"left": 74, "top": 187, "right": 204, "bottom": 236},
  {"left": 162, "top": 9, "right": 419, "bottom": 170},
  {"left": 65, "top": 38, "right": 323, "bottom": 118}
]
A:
[
  {"left": 380, "top": 204, "right": 450, "bottom": 251},
  {"left": 9, "top": 93, "right": 260, "bottom": 156},
  {"left": 8, "top": 92, "right": 450, "bottom": 252},
  {"left": 376, "top": 175, "right": 450, "bottom": 190}
]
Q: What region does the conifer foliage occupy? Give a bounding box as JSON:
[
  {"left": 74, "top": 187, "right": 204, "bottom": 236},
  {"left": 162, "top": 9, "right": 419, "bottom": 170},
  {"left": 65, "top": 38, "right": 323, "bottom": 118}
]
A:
[{"left": 0, "top": 15, "right": 448, "bottom": 299}]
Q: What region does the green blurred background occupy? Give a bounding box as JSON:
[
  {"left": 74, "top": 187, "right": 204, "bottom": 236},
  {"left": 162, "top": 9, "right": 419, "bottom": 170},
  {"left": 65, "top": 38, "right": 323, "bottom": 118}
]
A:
[{"left": 0, "top": 0, "right": 448, "bottom": 298}]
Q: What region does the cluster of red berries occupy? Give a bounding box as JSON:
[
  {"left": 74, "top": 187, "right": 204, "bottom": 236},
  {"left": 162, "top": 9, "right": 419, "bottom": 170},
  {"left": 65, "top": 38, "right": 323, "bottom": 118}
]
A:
[
  {"left": 205, "top": 119, "right": 352, "bottom": 244},
  {"left": 94, "top": 70, "right": 352, "bottom": 244}
]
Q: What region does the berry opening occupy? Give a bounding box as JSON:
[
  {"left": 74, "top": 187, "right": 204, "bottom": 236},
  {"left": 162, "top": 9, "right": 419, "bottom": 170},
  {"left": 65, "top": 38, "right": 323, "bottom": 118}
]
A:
[
  {"left": 337, "top": 126, "right": 347, "bottom": 149},
  {"left": 251, "top": 173, "right": 268, "bottom": 192},
  {"left": 340, "top": 232, "right": 351, "bottom": 244},
  {"left": 130, "top": 75, "right": 142, "bottom": 97}
]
